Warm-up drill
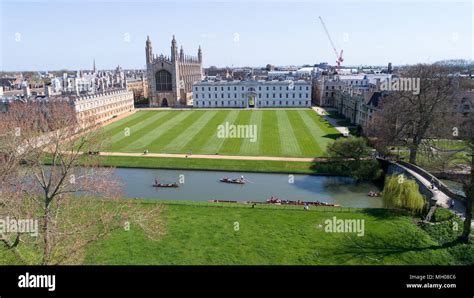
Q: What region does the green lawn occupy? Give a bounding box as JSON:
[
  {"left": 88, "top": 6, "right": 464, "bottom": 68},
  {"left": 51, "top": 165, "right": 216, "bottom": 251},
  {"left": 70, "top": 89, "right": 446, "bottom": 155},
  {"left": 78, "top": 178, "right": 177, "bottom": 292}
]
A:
[
  {"left": 392, "top": 140, "right": 470, "bottom": 169},
  {"left": 2, "top": 199, "right": 471, "bottom": 265},
  {"left": 98, "top": 109, "right": 340, "bottom": 157},
  {"left": 71, "top": 155, "right": 354, "bottom": 175},
  {"left": 83, "top": 200, "right": 472, "bottom": 265}
]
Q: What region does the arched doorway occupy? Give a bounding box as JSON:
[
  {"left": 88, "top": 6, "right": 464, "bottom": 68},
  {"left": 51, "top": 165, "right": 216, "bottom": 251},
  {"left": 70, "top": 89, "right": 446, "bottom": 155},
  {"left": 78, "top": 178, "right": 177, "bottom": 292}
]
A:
[
  {"left": 161, "top": 98, "right": 169, "bottom": 107},
  {"left": 245, "top": 89, "right": 258, "bottom": 108},
  {"left": 248, "top": 95, "right": 255, "bottom": 108}
]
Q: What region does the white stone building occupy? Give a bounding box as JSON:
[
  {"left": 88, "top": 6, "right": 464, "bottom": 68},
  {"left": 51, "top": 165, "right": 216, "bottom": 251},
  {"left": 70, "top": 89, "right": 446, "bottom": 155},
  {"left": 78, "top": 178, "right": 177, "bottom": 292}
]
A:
[{"left": 192, "top": 79, "right": 311, "bottom": 108}]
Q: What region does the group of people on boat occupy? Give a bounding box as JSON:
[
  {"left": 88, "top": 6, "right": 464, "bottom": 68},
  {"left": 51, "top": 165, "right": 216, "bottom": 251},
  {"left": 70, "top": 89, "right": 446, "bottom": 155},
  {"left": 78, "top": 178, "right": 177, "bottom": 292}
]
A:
[
  {"left": 367, "top": 191, "right": 380, "bottom": 197},
  {"left": 220, "top": 175, "right": 245, "bottom": 184},
  {"left": 306, "top": 200, "right": 338, "bottom": 206},
  {"left": 266, "top": 197, "right": 337, "bottom": 207},
  {"left": 153, "top": 177, "right": 178, "bottom": 188},
  {"left": 208, "top": 198, "right": 340, "bottom": 208},
  {"left": 267, "top": 197, "right": 283, "bottom": 204}
]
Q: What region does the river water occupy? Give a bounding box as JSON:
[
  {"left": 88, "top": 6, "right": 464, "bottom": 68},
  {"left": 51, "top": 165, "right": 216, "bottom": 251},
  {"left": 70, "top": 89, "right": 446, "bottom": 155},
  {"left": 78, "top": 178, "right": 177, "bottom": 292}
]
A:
[{"left": 113, "top": 168, "right": 383, "bottom": 208}]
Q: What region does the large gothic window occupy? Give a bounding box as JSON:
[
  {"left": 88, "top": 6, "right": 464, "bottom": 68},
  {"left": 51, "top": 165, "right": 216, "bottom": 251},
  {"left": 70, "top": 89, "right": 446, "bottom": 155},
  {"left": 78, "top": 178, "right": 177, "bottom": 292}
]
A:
[{"left": 155, "top": 70, "right": 172, "bottom": 91}]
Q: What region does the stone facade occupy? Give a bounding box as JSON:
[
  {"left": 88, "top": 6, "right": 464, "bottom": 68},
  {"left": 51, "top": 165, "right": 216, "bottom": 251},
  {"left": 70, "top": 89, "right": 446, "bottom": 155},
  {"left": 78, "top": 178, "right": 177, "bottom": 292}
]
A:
[
  {"left": 146, "top": 35, "right": 203, "bottom": 107},
  {"left": 73, "top": 89, "right": 134, "bottom": 126},
  {"left": 126, "top": 77, "right": 149, "bottom": 101},
  {"left": 193, "top": 79, "right": 311, "bottom": 108}
]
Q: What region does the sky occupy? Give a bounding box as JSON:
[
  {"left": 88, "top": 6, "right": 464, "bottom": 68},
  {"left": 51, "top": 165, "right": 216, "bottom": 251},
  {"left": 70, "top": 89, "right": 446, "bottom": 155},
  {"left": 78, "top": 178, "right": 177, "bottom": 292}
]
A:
[{"left": 0, "top": 0, "right": 472, "bottom": 71}]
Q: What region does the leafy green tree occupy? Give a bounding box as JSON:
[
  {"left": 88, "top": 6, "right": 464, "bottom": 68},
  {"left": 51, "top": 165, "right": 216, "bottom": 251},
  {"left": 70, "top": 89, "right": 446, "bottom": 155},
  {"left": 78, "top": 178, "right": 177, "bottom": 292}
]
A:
[
  {"left": 382, "top": 175, "right": 426, "bottom": 213},
  {"left": 327, "top": 136, "right": 382, "bottom": 181}
]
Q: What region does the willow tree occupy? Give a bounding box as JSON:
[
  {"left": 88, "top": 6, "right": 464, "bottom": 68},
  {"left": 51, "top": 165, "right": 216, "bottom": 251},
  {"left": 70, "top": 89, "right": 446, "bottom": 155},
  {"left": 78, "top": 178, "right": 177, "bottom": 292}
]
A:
[{"left": 382, "top": 175, "right": 426, "bottom": 213}]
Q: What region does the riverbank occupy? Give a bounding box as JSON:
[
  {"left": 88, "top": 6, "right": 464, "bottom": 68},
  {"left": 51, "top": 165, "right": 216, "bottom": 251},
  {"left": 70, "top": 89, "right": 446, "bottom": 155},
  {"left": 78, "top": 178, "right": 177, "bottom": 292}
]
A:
[
  {"left": 87, "top": 151, "right": 323, "bottom": 162},
  {"left": 84, "top": 199, "right": 472, "bottom": 265},
  {"left": 45, "top": 154, "right": 371, "bottom": 175},
  {"left": 1, "top": 199, "right": 471, "bottom": 265}
]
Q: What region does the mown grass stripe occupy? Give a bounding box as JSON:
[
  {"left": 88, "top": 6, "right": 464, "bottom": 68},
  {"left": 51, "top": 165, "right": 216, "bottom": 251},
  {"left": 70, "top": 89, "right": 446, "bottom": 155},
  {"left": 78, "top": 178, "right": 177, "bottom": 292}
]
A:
[
  {"left": 100, "top": 111, "right": 144, "bottom": 133},
  {"left": 162, "top": 111, "right": 217, "bottom": 153},
  {"left": 101, "top": 111, "right": 156, "bottom": 137},
  {"left": 147, "top": 111, "right": 207, "bottom": 152},
  {"left": 180, "top": 110, "right": 231, "bottom": 154},
  {"left": 99, "top": 110, "right": 338, "bottom": 158},
  {"left": 133, "top": 111, "right": 195, "bottom": 152},
  {"left": 259, "top": 110, "right": 281, "bottom": 156},
  {"left": 276, "top": 110, "right": 302, "bottom": 157},
  {"left": 297, "top": 110, "right": 332, "bottom": 153},
  {"left": 220, "top": 110, "right": 253, "bottom": 155},
  {"left": 108, "top": 112, "right": 175, "bottom": 152},
  {"left": 238, "top": 110, "right": 262, "bottom": 156},
  {"left": 304, "top": 111, "right": 341, "bottom": 151},
  {"left": 286, "top": 110, "right": 321, "bottom": 157},
  {"left": 107, "top": 111, "right": 171, "bottom": 145},
  {"left": 200, "top": 110, "right": 240, "bottom": 154}
]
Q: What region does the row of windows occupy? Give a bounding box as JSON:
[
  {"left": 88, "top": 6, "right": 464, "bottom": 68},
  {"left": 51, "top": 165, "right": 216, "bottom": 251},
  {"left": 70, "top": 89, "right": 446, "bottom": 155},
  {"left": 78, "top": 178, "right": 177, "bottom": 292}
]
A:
[
  {"left": 325, "top": 92, "right": 335, "bottom": 97},
  {"left": 195, "top": 93, "right": 309, "bottom": 99},
  {"left": 325, "top": 85, "right": 343, "bottom": 90},
  {"left": 194, "top": 85, "right": 310, "bottom": 92},
  {"left": 324, "top": 80, "right": 367, "bottom": 91},
  {"left": 194, "top": 100, "right": 310, "bottom": 107},
  {"left": 76, "top": 99, "right": 132, "bottom": 112}
]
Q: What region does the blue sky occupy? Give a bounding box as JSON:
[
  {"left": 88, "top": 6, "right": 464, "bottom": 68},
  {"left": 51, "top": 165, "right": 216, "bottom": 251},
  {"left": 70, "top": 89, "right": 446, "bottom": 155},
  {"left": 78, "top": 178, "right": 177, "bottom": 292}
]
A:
[{"left": 0, "top": 0, "right": 472, "bottom": 70}]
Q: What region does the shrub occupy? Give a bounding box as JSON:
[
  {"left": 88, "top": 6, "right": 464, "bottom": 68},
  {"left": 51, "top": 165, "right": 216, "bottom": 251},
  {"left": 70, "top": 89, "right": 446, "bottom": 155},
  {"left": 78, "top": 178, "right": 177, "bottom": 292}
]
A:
[{"left": 433, "top": 208, "right": 455, "bottom": 222}]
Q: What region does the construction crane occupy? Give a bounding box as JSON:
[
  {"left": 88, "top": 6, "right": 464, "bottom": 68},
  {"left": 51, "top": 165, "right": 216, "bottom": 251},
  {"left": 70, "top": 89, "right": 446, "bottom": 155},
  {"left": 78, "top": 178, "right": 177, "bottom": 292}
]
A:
[{"left": 318, "top": 16, "right": 344, "bottom": 70}]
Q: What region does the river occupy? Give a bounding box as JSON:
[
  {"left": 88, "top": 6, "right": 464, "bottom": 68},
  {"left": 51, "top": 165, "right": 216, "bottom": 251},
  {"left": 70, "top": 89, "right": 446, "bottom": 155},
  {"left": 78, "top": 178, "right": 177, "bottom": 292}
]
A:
[{"left": 113, "top": 168, "right": 383, "bottom": 208}]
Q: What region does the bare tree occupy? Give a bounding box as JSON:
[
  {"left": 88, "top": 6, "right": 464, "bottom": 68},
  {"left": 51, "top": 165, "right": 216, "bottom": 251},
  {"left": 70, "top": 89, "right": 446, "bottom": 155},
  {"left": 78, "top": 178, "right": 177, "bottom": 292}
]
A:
[
  {"left": 432, "top": 115, "right": 473, "bottom": 243},
  {"left": 0, "top": 100, "right": 163, "bottom": 264},
  {"left": 458, "top": 116, "right": 473, "bottom": 243},
  {"left": 370, "top": 64, "right": 458, "bottom": 164}
]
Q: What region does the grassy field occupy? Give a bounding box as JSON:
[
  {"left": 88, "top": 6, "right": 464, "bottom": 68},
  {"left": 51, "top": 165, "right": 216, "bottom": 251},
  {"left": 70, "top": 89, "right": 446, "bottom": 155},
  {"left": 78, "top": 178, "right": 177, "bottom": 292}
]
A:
[
  {"left": 1, "top": 199, "right": 471, "bottom": 265},
  {"left": 393, "top": 140, "right": 470, "bottom": 169},
  {"left": 83, "top": 200, "right": 473, "bottom": 265},
  {"left": 46, "top": 154, "right": 376, "bottom": 175},
  {"left": 98, "top": 109, "right": 340, "bottom": 157},
  {"left": 78, "top": 155, "right": 341, "bottom": 174}
]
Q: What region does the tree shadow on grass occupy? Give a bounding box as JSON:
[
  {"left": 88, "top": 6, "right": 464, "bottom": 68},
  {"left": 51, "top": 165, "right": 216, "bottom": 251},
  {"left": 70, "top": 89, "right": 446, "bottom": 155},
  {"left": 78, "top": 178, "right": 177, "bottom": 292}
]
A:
[
  {"left": 322, "top": 133, "right": 341, "bottom": 140},
  {"left": 360, "top": 208, "right": 411, "bottom": 220},
  {"left": 331, "top": 233, "right": 463, "bottom": 264}
]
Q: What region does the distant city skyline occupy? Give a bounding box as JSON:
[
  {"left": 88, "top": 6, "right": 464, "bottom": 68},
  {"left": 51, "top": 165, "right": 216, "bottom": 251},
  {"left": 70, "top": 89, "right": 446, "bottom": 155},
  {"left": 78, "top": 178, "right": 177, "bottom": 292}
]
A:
[{"left": 0, "top": 0, "right": 472, "bottom": 71}]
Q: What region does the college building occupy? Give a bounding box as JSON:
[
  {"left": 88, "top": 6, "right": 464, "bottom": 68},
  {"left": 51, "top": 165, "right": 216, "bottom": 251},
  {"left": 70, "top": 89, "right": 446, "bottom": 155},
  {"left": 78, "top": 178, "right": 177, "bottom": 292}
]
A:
[
  {"left": 146, "top": 35, "right": 203, "bottom": 107},
  {"left": 73, "top": 89, "right": 134, "bottom": 126},
  {"left": 192, "top": 79, "right": 312, "bottom": 108}
]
